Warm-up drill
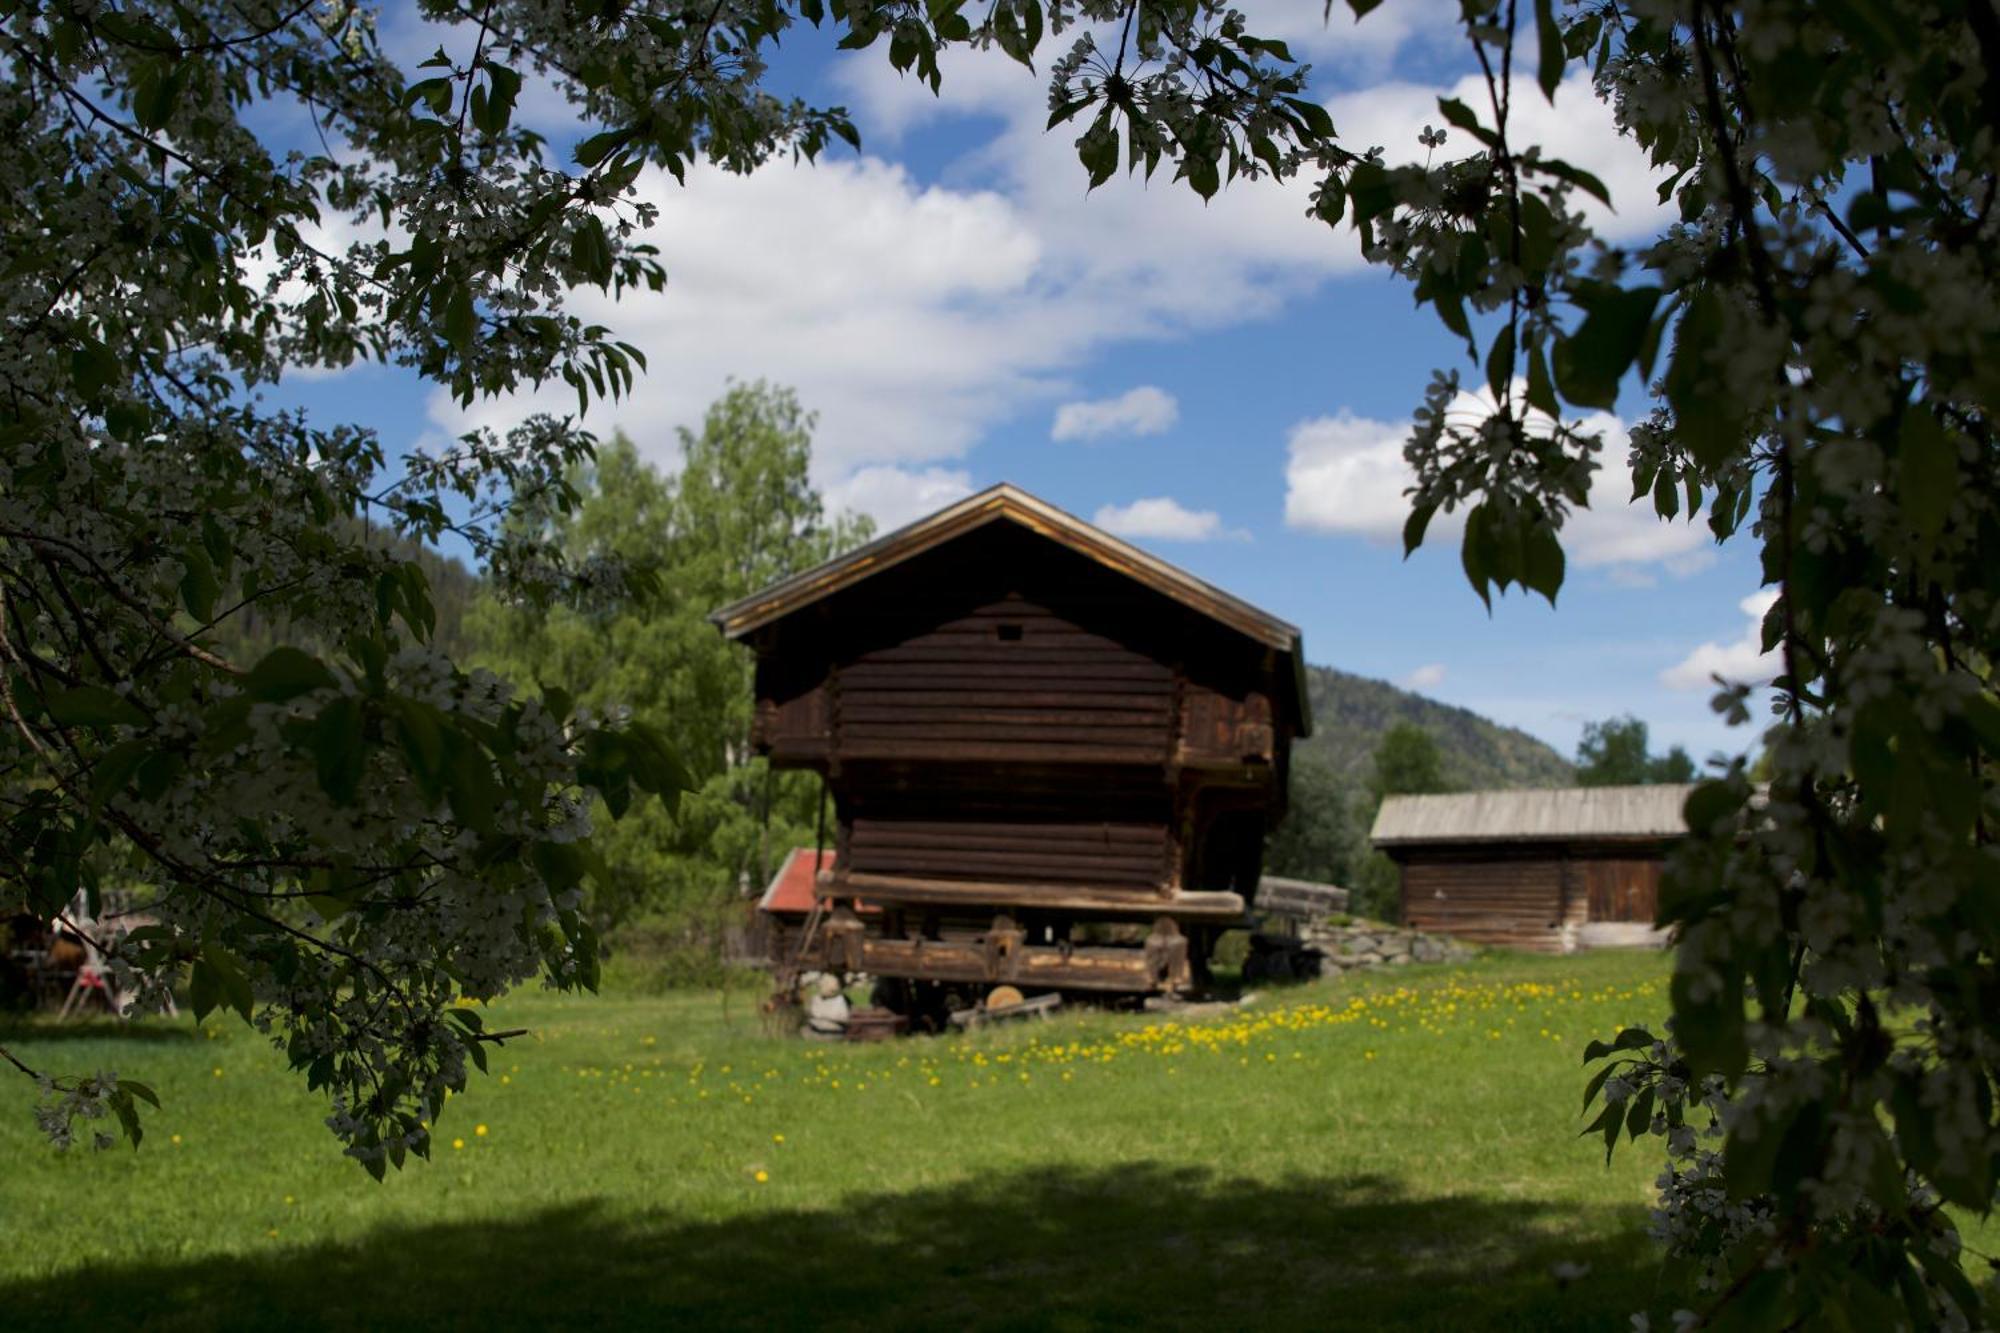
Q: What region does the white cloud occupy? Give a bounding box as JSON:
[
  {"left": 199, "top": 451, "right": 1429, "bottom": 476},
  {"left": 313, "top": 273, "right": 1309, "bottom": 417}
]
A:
[
  {"left": 1324, "top": 71, "right": 1671, "bottom": 241},
  {"left": 426, "top": 140, "right": 1349, "bottom": 501},
  {"left": 1051, "top": 385, "right": 1179, "bottom": 442},
  {"left": 422, "top": 49, "right": 1667, "bottom": 518},
  {"left": 1282, "top": 388, "right": 1716, "bottom": 578},
  {"left": 824, "top": 465, "right": 974, "bottom": 533},
  {"left": 1662, "top": 591, "right": 1781, "bottom": 691},
  {"left": 1282, "top": 409, "right": 1418, "bottom": 541},
  {"left": 1403, "top": 663, "right": 1447, "bottom": 690},
  {"left": 1092, "top": 497, "right": 1238, "bottom": 542}
]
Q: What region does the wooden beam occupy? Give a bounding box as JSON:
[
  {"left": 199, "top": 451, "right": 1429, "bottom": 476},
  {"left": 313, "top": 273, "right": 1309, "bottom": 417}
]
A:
[{"left": 840, "top": 871, "right": 1244, "bottom": 919}]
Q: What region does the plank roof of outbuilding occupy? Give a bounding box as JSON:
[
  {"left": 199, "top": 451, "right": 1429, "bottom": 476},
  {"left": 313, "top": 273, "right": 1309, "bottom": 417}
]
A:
[
  {"left": 1370, "top": 784, "right": 1697, "bottom": 847},
  {"left": 709, "top": 482, "right": 1312, "bottom": 735}
]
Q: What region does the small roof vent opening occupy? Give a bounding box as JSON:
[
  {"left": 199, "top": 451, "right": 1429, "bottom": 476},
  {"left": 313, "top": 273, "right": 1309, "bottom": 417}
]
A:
[{"left": 995, "top": 623, "right": 1024, "bottom": 642}]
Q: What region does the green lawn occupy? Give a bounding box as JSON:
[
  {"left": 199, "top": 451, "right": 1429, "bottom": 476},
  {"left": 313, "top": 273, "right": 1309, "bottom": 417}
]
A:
[{"left": 2, "top": 952, "right": 1684, "bottom": 1330}]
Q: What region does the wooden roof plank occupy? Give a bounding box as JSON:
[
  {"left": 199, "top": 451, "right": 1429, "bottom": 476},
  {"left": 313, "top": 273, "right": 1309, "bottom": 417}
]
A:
[{"left": 708, "top": 483, "right": 1312, "bottom": 735}]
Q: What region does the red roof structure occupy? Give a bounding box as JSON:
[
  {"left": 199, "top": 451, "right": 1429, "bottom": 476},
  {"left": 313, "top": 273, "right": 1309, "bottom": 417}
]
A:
[
  {"left": 757, "top": 847, "right": 879, "bottom": 917},
  {"left": 757, "top": 846, "right": 831, "bottom": 915}
]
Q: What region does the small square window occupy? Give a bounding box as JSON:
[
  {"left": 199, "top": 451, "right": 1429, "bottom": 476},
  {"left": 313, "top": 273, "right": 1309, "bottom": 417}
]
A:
[{"left": 995, "top": 623, "right": 1024, "bottom": 641}]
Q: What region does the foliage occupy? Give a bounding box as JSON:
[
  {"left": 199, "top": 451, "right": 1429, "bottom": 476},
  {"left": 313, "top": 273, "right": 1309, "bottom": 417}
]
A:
[
  {"left": 1367, "top": 722, "right": 1453, "bottom": 806},
  {"left": 2, "top": 0, "right": 885, "bottom": 1164},
  {"left": 1295, "top": 663, "right": 1574, "bottom": 790},
  {"left": 1264, "top": 753, "right": 1357, "bottom": 889},
  {"left": 1343, "top": 723, "right": 1455, "bottom": 921},
  {"left": 467, "top": 385, "right": 867, "bottom": 973},
  {"left": 1574, "top": 715, "right": 1695, "bottom": 787}
]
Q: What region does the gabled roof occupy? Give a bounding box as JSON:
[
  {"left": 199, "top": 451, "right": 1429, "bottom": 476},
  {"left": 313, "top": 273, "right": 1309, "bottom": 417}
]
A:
[
  {"left": 710, "top": 483, "right": 1311, "bottom": 734},
  {"left": 1370, "top": 784, "right": 1698, "bottom": 847},
  {"left": 756, "top": 846, "right": 832, "bottom": 915}
]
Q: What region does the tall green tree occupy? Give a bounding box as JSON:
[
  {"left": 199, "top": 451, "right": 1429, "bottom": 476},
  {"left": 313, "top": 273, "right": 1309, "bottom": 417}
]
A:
[
  {"left": 1574, "top": 716, "right": 1696, "bottom": 787},
  {"left": 1349, "top": 723, "right": 1454, "bottom": 920},
  {"left": 1264, "top": 754, "right": 1357, "bottom": 889},
  {"left": 1367, "top": 723, "right": 1451, "bottom": 807},
  {"left": 468, "top": 384, "right": 868, "bottom": 972}
]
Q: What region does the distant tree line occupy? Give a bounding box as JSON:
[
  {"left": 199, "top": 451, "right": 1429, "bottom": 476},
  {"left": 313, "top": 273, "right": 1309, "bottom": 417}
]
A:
[{"left": 202, "top": 382, "right": 867, "bottom": 984}]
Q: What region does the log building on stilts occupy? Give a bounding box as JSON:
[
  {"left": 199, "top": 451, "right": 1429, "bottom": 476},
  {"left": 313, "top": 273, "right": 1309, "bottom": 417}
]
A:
[{"left": 711, "top": 484, "right": 1310, "bottom": 1017}]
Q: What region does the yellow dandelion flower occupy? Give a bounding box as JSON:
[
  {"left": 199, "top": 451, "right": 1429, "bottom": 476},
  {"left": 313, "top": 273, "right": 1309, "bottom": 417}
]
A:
[
  {"left": 452, "top": 1137, "right": 465, "bottom": 1150},
  {"left": 773, "top": 1134, "right": 785, "bottom": 1144},
  {"left": 754, "top": 1170, "right": 769, "bottom": 1184},
  {"left": 212, "top": 1067, "right": 223, "bottom": 1078},
  {"left": 170, "top": 1134, "right": 183, "bottom": 1146},
  {"left": 474, "top": 1124, "right": 488, "bottom": 1138}
]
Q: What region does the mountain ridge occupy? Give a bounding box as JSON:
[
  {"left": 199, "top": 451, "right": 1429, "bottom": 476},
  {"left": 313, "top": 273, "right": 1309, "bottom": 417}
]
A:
[{"left": 1295, "top": 663, "right": 1574, "bottom": 790}]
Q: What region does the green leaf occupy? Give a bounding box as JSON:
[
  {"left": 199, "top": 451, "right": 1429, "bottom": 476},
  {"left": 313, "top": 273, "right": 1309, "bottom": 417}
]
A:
[
  {"left": 446, "top": 738, "right": 500, "bottom": 836},
  {"left": 1664, "top": 289, "right": 1746, "bottom": 468},
  {"left": 1402, "top": 500, "right": 1438, "bottom": 556},
  {"left": 1552, "top": 286, "right": 1660, "bottom": 410},
  {"left": 1183, "top": 152, "right": 1220, "bottom": 201},
  {"left": 312, "top": 696, "right": 366, "bottom": 805},
  {"left": 111, "top": 1089, "right": 143, "bottom": 1150},
  {"left": 1434, "top": 97, "right": 1502, "bottom": 153},
  {"left": 245, "top": 647, "right": 339, "bottom": 702},
  {"left": 202, "top": 946, "right": 255, "bottom": 1023},
  {"left": 88, "top": 739, "right": 151, "bottom": 810},
  {"left": 46, "top": 685, "right": 146, "bottom": 729},
  {"left": 70, "top": 337, "right": 121, "bottom": 399},
  {"left": 179, "top": 544, "right": 219, "bottom": 623},
  {"left": 189, "top": 957, "right": 220, "bottom": 1023},
  {"left": 1672, "top": 964, "right": 1747, "bottom": 1078},
  {"left": 1581, "top": 1060, "right": 1616, "bottom": 1109},
  {"left": 574, "top": 128, "right": 631, "bottom": 169},
  {"left": 1461, "top": 503, "right": 1493, "bottom": 608},
  {"left": 1534, "top": 0, "right": 1565, "bottom": 100},
  {"left": 1684, "top": 780, "right": 1745, "bottom": 836},
  {"left": 391, "top": 699, "right": 446, "bottom": 799},
  {"left": 1625, "top": 1085, "right": 1656, "bottom": 1141},
  {"left": 121, "top": 1079, "right": 161, "bottom": 1109},
  {"left": 1521, "top": 521, "right": 1565, "bottom": 603},
  {"left": 1484, "top": 321, "right": 1516, "bottom": 405},
  {"left": 1077, "top": 113, "right": 1119, "bottom": 190},
  {"left": 1535, "top": 156, "right": 1611, "bottom": 206},
  {"left": 444, "top": 283, "right": 476, "bottom": 351},
  {"left": 1582, "top": 1027, "right": 1656, "bottom": 1063},
  {"left": 1899, "top": 407, "right": 1957, "bottom": 541},
  {"left": 1524, "top": 342, "right": 1559, "bottom": 419}
]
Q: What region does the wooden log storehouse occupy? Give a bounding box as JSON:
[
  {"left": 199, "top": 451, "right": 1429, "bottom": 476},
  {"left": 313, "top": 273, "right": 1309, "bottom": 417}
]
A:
[
  {"left": 1369, "top": 784, "right": 1693, "bottom": 953},
  {"left": 711, "top": 483, "right": 1310, "bottom": 1001}
]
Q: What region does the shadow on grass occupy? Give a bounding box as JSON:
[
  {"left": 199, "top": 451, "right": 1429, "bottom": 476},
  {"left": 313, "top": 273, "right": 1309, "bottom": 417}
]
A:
[
  {"left": 0, "top": 1017, "right": 197, "bottom": 1046},
  {"left": 6, "top": 1164, "right": 1661, "bottom": 1332}
]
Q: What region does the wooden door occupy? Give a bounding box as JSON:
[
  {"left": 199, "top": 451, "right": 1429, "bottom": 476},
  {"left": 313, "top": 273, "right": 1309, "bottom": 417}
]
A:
[{"left": 1581, "top": 859, "right": 1658, "bottom": 922}]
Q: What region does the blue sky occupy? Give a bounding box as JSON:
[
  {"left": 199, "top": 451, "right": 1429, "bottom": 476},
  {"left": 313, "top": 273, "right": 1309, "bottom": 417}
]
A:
[{"left": 276, "top": 3, "right": 1781, "bottom": 766}]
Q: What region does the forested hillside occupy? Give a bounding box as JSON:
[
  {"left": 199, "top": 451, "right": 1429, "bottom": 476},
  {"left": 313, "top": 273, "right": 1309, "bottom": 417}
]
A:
[{"left": 1294, "top": 665, "right": 1573, "bottom": 791}]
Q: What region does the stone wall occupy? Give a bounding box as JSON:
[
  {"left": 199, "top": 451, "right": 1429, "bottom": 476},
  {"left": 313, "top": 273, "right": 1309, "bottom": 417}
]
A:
[{"left": 1305, "top": 922, "right": 1474, "bottom": 971}]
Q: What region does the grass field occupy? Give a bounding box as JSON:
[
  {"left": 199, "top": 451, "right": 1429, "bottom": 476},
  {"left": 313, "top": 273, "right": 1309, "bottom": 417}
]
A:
[{"left": 1, "top": 952, "right": 1688, "bottom": 1330}]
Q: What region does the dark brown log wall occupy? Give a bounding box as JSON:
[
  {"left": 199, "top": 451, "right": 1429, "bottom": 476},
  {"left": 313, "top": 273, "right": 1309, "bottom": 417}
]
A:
[
  {"left": 745, "top": 522, "right": 1292, "bottom": 924},
  {"left": 838, "top": 763, "right": 1174, "bottom": 895},
  {"left": 834, "top": 596, "right": 1175, "bottom": 765},
  {"left": 1399, "top": 856, "right": 1569, "bottom": 953}
]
